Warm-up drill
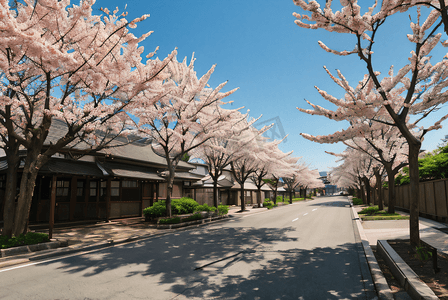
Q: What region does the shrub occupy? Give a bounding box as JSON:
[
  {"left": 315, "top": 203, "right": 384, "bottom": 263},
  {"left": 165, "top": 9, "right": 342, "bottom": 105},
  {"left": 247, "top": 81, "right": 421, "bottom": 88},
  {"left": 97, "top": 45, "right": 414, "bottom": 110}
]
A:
[
  {"left": 265, "top": 203, "right": 273, "bottom": 209},
  {"left": 195, "top": 204, "right": 217, "bottom": 212},
  {"left": 143, "top": 200, "right": 166, "bottom": 219},
  {"left": 158, "top": 217, "right": 181, "bottom": 224},
  {"left": 0, "top": 232, "right": 50, "bottom": 249},
  {"left": 183, "top": 213, "right": 203, "bottom": 222},
  {"left": 171, "top": 197, "right": 199, "bottom": 215},
  {"left": 359, "top": 206, "right": 380, "bottom": 215},
  {"left": 144, "top": 198, "right": 200, "bottom": 219},
  {"left": 217, "top": 204, "right": 229, "bottom": 215},
  {"left": 352, "top": 198, "right": 363, "bottom": 205}
]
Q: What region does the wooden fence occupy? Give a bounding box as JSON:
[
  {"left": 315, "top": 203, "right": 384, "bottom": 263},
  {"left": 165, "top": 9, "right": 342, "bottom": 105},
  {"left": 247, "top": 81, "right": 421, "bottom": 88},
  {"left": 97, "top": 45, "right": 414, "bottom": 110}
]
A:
[{"left": 376, "top": 178, "right": 448, "bottom": 220}]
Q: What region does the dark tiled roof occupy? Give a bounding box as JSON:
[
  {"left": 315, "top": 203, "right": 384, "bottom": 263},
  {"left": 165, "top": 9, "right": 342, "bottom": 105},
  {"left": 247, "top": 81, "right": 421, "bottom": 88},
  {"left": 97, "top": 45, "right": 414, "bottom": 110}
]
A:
[
  {"left": 45, "top": 119, "right": 194, "bottom": 170},
  {"left": 39, "top": 158, "right": 104, "bottom": 177},
  {"left": 99, "top": 162, "right": 164, "bottom": 181},
  {"left": 171, "top": 172, "right": 204, "bottom": 181}
]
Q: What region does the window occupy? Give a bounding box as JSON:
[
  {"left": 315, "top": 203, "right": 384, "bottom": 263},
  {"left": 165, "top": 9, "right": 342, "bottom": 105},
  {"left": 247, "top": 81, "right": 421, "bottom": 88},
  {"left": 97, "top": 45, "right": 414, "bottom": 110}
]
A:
[
  {"left": 90, "top": 181, "right": 97, "bottom": 197},
  {"left": 111, "top": 181, "right": 120, "bottom": 197},
  {"left": 99, "top": 181, "right": 107, "bottom": 202},
  {"left": 100, "top": 181, "right": 107, "bottom": 197},
  {"left": 122, "top": 180, "right": 138, "bottom": 188},
  {"left": 56, "top": 180, "right": 70, "bottom": 197}
]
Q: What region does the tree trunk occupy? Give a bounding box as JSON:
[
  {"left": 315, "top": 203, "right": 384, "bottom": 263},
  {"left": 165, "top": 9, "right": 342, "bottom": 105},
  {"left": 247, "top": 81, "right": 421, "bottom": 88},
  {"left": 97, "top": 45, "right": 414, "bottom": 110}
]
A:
[
  {"left": 165, "top": 165, "right": 176, "bottom": 218},
  {"left": 3, "top": 154, "right": 19, "bottom": 238},
  {"left": 360, "top": 184, "right": 367, "bottom": 204},
  {"left": 374, "top": 169, "right": 383, "bottom": 211},
  {"left": 362, "top": 177, "right": 371, "bottom": 205},
  {"left": 273, "top": 188, "right": 277, "bottom": 205},
  {"left": 164, "top": 157, "right": 180, "bottom": 218},
  {"left": 257, "top": 188, "right": 262, "bottom": 208},
  {"left": 213, "top": 180, "right": 219, "bottom": 208},
  {"left": 386, "top": 167, "right": 396, "bottom": 214},
  {"left": 408, "top": 142, "right": 421, "bottom": 246},
  {"left": 13, "top": 150, "right": 42, "bottom": 236},
  {"left": 165, "top": 181, "right": 173, "bottom": 217},
  {"left": 240, "top": 184, "right": 245, "bottom": 211}
]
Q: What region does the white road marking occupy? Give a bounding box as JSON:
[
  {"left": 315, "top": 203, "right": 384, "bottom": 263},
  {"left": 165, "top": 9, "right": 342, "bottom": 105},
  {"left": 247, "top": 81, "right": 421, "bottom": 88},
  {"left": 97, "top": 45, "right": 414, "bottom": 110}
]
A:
[
  {"left": 292, "top": 218, "right": 299, "bottom": 222},
  {"left": 312, "top": 208, "right": 318, "bottom": 211},
  {"left": 303, "top": 213, "right": 308, "bottom": 216}
]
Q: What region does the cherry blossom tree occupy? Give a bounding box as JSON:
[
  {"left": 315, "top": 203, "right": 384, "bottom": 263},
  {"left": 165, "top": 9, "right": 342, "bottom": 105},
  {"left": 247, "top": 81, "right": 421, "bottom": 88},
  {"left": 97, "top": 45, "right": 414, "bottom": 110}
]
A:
[
  {"left": 0, "top": 0, "right": 175, "bottom": 237},
  {"left": 230, "top": 124, "right": 271, "bottom": 211},
  {"left": 343, "top": 129, "right": 408, "bottom": 212},
  {"left": 250, "top": 137, "right": 294, "bottom": 207},
  {"left": 327, "top": 148, "right": 377, "bottom": 205},
  {"left": 293, "top": 0, "right": 448, "bottom": 245},
  {"left": 282, "top": 159, "right": 309, "bottom": 202},
  {"left": 298, "top": 168, "right": 325, "bottom": 198},
  {"left": 131, "top": 55, "right": 238, "bottom": 217},
  {"left": 190, "top": 110, "right": 253, "bottom": 208}
]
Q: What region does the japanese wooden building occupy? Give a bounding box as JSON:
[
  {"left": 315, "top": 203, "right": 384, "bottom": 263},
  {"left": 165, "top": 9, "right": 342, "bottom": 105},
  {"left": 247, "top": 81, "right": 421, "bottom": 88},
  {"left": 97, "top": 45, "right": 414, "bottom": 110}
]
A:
[{"left": 0, "top": 121, "right": 203, "bottom": 225}]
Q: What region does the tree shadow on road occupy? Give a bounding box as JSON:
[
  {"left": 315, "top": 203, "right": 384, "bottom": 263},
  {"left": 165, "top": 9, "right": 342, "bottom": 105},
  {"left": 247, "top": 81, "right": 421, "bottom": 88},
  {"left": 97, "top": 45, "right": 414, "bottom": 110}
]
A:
[{"left": 40, "top": 226, "right": 373, "bottom": 299}]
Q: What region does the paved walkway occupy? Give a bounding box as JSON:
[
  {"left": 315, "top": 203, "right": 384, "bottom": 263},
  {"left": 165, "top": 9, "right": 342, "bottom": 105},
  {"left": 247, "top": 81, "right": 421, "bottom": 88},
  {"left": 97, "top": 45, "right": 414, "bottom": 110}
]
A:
[{"left": 356, "top": 207, "right": 448, "bottom": 255}]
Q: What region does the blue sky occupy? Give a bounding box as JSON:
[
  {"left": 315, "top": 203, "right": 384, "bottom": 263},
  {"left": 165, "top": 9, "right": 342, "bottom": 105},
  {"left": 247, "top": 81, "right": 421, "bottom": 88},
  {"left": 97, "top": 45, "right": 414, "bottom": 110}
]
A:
[{"left": 93, "top": 0, "right": 448, "bottom": 172}]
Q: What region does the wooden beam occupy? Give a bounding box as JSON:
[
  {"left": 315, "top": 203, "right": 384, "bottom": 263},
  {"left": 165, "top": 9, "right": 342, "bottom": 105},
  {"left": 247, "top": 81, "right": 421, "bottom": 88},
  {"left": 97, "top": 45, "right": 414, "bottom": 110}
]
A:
[{"left": 106, "top": 178, "right": 111, "bottom": 222}]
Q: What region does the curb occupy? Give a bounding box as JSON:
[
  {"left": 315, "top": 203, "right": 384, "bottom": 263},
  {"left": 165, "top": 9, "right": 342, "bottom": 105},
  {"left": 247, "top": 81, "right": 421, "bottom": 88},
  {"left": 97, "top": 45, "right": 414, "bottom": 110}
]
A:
[
  {"left": 0, "top": 240, "right": 68, "bottom": 258},
  {"left": 0, "top": 214, "right": 232, "bottom": 269},
  {"left": 351, "top": 206, "right": 394, "bottom": 300},
  {"left": 377, "top": 240, "right": 438, "bottom": 300},
  {"left": 157, "top": 215, "right": 229, "bottom": 229}
]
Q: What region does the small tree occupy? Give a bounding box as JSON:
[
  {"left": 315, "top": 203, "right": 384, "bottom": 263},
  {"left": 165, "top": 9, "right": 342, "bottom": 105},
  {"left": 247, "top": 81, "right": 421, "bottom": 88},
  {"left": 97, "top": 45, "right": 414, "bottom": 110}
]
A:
[
  {"left": 251, "top": 137, "right": 293, "bottom": 207},
  {"left": 132, "top": 55, "right": 237, "bottom": 217},
  {"left": 229, "top": 124, "right": 271, "bottom": 211},
  {"left": 191, "top": 110, "right": 254, "bottom": 208}
]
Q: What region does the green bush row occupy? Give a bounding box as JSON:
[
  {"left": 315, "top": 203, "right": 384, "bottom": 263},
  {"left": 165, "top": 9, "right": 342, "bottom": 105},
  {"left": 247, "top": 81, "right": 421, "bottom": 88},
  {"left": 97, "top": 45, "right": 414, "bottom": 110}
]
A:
[
  {"left": 183, "top": 213, "right": 203, "bottom": 222},
  {"left": 0, "top": 232, "right": 50, "bottom": 249},
  {"left": 195, "top": 203, "right": 217, "bottom": 213},
  {"left": 263, "top": 199, "right": 278, "bottom": 209},
  {"left": 144, "top": 198, "right": 229, "bottom": 219},
  {"left": 352, "top": 197, "right": 363, "bottom": 205},
  {"left": 217, "top": 204, "right": 229, "bottom": 215},
  {"left": 358, "top": 206, "right": 380, "bottom": 215},
  {"left": 158, "top": 217, "right": 181, "bottom": 224},
  {"left": 143, "top": 197, "right": 199, "bottom": 219}
]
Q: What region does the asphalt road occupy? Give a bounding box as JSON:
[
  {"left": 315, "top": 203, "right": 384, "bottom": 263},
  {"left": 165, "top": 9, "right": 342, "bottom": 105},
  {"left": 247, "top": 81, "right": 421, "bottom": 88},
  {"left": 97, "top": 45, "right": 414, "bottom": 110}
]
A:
[{"left": 0, "top": 196, "right": 376, "bottom": 299}]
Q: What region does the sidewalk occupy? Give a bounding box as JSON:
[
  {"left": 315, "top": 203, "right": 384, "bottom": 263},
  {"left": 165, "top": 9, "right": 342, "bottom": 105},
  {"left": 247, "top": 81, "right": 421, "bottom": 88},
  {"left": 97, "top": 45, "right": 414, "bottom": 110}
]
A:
[{"left": 355, "top": 207, "right": 448, "bottom": 255}]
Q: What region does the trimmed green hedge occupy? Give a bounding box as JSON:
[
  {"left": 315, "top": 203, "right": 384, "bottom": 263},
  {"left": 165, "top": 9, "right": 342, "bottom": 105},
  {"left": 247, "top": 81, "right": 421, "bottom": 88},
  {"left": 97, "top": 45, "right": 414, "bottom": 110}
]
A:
[
  {"left": 217, "top": 204, "right": 229, "bottom": 215},
  {"left": 0, "top": 232, "right": 50, "bottom": 249},
  {"left": 195, "top": 204, "right": 217, "bottom": 212},
  {"left": 158, "top": 217, "right": 181, "bottom": 224},
  {"left": 183, "top": 213, "right": 203, "bottom": 222},
  {"left": 352, "top": 197, "right": 363, "bottom": 205},
  {"left": 144, "top": 197, "right": 200, "bottom": 219}
]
